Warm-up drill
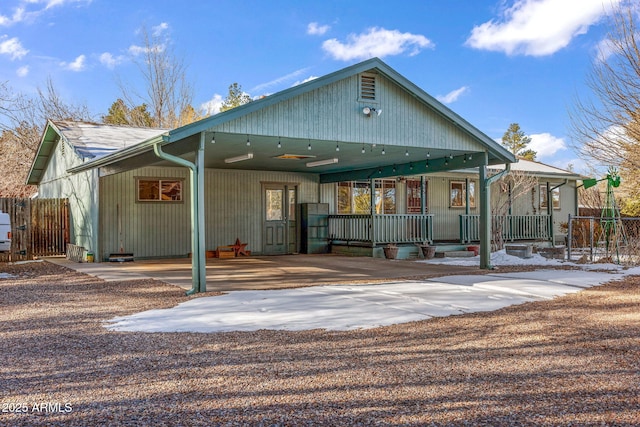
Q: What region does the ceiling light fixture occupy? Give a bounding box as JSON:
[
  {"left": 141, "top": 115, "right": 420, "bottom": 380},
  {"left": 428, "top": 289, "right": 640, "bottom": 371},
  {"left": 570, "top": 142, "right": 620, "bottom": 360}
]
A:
[
  {"left": 426, "top": 151, "right": 431, "bottom": 158},
  {"left": 224, "top": 153, "right": 254, "bottom": 163},
  {"left": 246, "top": 135, "right": 251, "bottom": 146},
  {"left": 381, "top": 145, "right": 386, "bottom": 155},
  {"left": 277, "top": 137, "right": 281, "bottom": 149},
  {"left": 336, "top": 142, "right": 340, "bottom": 152},
  {"left": 308, "top": 140, "right": 312, "bottom": 151},
  {"left": 361, "top": 143, "right": 366, "bottom": 154},
  {"left": 211, "top": 132, "right": 216, "bottom": 144},
  {"left": 306, "top": 158, "right": 338, "bottom": 168},
  {"left": 405, "top": 149, "right": 409, "bottom": 156}
]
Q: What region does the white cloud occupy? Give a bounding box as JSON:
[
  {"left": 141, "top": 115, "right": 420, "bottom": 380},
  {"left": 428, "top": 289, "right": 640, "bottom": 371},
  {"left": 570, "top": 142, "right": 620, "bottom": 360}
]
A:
[
  {"left": 322, "top": 27, "right": 434, "bottom": 61},
  {"left": 99, "top": 52, "right": 125, "bottom": 69},
  {"left": 292, "top": 75, "right": 318, "bottom": 86},
  {"left": 200, "top": 94, "right": 224, "bottom": 116},
  {"left": 128, "top": 43, "right": 164, "bottom": 56},
  {"left": 307, "top": 22, "right": 330, "bottom": 35},
  {"left": 152, "top": 22, "right": 169, "bottom": 37},
  {"left": 252, "top": 67, "right": 310, "bottom": 93},
  {"left": 465, "top": 0, "right": 622, "bottom": 56},
  {"left": 436, "top": 86, "right": 469, "bottom": 104},
  {"left": 0, "top": 35, "right": 28, "bottom": 59},
  {"left": 16, "top": 65, "right": 29, "bottom": 77},
  {"left": 61, "top": 54, "right": 86, "bottom": 71},
  {"left": 529, "top": 132, "right": 566, "bottom": 159},
  {"left": 0, "top": 7, "right": 26, "bottom": 26}
]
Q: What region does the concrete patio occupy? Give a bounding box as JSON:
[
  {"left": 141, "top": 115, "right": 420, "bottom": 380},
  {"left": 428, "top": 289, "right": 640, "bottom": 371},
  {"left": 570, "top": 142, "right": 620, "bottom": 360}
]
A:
[{"left": 45, "top": 254, "right": 480, "bottom": 292}]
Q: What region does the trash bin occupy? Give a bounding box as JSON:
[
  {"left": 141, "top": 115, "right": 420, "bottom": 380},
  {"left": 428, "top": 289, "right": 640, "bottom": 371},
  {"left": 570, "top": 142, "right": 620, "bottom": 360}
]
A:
[{"left": 86, "top": 252, "right": 94, "bottom": 263}]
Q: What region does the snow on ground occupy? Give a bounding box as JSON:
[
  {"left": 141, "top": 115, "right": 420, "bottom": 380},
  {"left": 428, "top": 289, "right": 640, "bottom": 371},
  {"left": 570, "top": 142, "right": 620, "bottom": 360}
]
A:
[
  {"left": 105, "top": 250, "right": 640, "bottom": 333},
  {"left": 0, "top": 273, "right": 16, "bottom": 279}
]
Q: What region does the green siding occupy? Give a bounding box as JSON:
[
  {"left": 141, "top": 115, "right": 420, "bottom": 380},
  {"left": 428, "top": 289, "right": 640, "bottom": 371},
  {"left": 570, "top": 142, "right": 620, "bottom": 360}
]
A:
[
  {"left": 99, "top": 167, "right": 319, "bottom": 259},
  {"left": 214, "top": 74, "right": 480, "bottom": 152},
  {"left": 38, "top": 138, "right": 99, "bottom": 255}
]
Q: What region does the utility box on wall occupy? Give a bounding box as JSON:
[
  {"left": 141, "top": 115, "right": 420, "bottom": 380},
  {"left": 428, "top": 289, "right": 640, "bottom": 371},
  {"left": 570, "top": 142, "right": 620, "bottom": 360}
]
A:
[{"left": 299, "top": 203, "right": 329, "bottom": 254}]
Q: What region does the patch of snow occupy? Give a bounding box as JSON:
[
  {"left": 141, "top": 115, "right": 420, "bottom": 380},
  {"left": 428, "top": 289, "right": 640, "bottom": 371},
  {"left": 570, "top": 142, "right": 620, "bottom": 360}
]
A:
[
  {"left": 105, "top": 266, "right": 633, "bottom": 333},
  {"left": 0, "top": 273, "right": 16, "bottom": 279}
]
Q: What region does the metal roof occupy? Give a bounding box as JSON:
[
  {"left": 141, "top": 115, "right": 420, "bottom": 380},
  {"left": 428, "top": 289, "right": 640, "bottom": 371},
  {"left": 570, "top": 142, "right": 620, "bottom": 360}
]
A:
[{"left": 50, "top": 120, "right": 168, "bottom": 160}]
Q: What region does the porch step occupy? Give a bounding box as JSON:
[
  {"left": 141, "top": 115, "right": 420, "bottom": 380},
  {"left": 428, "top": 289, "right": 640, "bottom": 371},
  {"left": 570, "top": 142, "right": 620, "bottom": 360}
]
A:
[{"left": 436, "top": 250, "right": 476, "bottom": 258}]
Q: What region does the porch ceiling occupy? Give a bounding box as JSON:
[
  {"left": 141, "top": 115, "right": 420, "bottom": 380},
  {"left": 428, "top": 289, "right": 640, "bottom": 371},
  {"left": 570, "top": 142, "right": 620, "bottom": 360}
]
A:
[{"left": 96, "top": 130, "right": 506, "bottom": 182}]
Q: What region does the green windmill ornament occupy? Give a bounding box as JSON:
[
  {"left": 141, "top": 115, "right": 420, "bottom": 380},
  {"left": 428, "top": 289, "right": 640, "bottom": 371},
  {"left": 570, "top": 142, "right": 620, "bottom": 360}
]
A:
[{"left": 583, "top": 167, "right": 624, "bottom": 264}]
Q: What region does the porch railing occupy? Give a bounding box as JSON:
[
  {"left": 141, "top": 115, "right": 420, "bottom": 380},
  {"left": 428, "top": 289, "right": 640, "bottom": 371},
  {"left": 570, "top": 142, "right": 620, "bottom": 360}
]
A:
[
  {"left": 459, "top": 214, "right": 551, "bottom": 243},
  {"left": 328, "top": 214, "right": 434, "bottom": 245}
]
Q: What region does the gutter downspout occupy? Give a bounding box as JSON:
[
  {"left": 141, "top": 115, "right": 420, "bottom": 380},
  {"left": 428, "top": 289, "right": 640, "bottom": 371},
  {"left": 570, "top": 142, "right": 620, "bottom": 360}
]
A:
[
  {"left": 479, "top": 152, "right": 511, "bottom": 269},
  {"left": 153, "top": 133, "right": 206, "bottom": 295}
]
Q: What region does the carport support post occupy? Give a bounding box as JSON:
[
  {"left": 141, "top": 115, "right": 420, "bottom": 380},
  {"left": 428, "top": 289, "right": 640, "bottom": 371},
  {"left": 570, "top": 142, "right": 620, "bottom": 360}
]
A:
[
  {"left": 153, "top": 133, "right": 207, "bottom": 295},
  {"left": 479, "top": 152, "right": 510, "bottom": 269}
]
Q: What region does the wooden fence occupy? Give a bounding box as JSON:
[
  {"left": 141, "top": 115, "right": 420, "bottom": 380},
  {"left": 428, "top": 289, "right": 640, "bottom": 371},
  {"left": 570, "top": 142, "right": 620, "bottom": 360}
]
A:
[{"left": 0, "top": 198, "right": 69, "bottom": 262}]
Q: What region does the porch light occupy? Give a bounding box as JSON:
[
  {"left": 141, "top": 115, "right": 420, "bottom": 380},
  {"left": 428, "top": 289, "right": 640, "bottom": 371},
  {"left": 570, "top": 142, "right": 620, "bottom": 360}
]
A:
[
  {"left": 405, "top": 149, "right": 409, "bottom": 156},
  {"left": 381, "top": 145, "right": 386, "bottom": 155},
  {"left": 449, "top": 153, "right": 453, "bottom": 159},
  {"left": 336, "top": 142, "right": 340, "bottom": 152},
  {"left": 224, "top": 153, "right": 254, "bottom": 163},
  {"left": 246, "top": 136, "right": 251, "bottom": 146},
  {"left": 426, "top": 159, "right": 429, "bottom": 168},
  {"left": 306, "top": 158, "right": 338, "bottom": 167},
  {"left": 363, "top": 106, "right": 382, "bottom": 117},
  {"left": 463, "top": 154, "right": 467, "bottom": 163},
  {"left": 426, "top": 151, "right": 431, "bottom": 158},
  {"left": 361, "top": 144, "right": 365, "bottom": 154},
  {"left": 211, "top": 132, "right": 215, "bottom": 144},
  {"left": 277, "top": 137, "right": 281, "bottom": 148},
  {"left": 308, "top": 141, "right": 312, "bottom": 150}
]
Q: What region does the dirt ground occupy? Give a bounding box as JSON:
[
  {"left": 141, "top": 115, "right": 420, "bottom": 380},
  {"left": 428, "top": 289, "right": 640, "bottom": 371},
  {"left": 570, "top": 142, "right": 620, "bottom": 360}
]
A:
[{"left": 1, "top": 261, "right": 639, "bottom": 426}]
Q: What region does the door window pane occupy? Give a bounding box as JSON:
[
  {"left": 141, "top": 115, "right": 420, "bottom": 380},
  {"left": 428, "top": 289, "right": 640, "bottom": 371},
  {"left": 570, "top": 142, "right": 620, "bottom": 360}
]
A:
[
  {"left": 266, "top": 189, "right": 283, "bottom": 221},
  {"left": 288, "top": 188, "right": 296, "bottom": 220}
]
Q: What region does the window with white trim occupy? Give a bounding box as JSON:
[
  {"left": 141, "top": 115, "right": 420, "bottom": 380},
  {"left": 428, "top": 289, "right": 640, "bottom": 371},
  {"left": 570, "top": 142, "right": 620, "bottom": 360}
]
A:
[
  {"left": 539, "top": 184, "right": 560, "bottom": 210},
  {"left": 450, "top": 180, "right": 475, "bottom": 208},
  {"left": 137, "top": 178, "right": 183, "bottom": 202}
]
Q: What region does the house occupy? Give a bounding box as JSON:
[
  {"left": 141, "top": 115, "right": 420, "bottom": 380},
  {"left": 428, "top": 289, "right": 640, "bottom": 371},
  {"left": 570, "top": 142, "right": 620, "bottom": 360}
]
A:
[{"left": 28, "top": 57, "right": 553, "bottom": 293}]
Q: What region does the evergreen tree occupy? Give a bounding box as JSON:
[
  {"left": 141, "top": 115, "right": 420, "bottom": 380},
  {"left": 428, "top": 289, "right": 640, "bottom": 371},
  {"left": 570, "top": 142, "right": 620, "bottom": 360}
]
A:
[
  {"left": 220, "top": 83, "right": 252, "bottom": 112},
  {"left": 501, "top": 123, "right": 537, "bottom": 160}
]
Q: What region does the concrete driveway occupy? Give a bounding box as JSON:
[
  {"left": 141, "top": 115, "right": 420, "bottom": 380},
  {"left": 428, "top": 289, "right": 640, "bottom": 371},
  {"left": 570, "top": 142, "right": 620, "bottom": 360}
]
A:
[{"left": 46, "top": 254, "right": 480, "bottom": 292}]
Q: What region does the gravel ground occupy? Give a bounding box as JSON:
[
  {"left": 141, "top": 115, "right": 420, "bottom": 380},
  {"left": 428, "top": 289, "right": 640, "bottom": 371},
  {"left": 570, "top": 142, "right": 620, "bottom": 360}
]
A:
[{"left": 1, "top": 261, "right": 639, "bottom": 426}]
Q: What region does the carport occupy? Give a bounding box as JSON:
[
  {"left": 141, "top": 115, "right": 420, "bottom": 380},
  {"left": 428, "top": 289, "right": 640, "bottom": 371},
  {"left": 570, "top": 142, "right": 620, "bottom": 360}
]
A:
[{"left": 63, "top": 58, "right": 515, "bottom": 295}]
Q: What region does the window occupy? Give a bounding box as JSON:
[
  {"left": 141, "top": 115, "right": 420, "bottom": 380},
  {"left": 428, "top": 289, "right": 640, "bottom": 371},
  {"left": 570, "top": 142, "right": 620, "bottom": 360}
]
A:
[
  {"left": 137, "top": 178, "right": 183, "bottom": 202},
  {"left": 337, "top": 179, "right": 397, "bottom": 214},
  {"left": 338, "top": 181, "right": 371, "bottom": 214},
  {"left": 450, "top": 180, "right": 475, "bottom": 208},
  {"left": 540, "top": 184, "right": 560, "bottom": 210},
  {"left": 407, "top": 179, "right": 426, "bottom": 213},
  {"left": 375, "top": 180, "right": 396, "bottom": 214}
]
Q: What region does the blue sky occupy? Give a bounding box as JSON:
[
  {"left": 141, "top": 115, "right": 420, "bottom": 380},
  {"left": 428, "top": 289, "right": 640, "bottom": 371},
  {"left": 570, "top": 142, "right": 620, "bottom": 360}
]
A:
[{"left": 0, "top": 0, "right": 630, "bottom": 173}]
